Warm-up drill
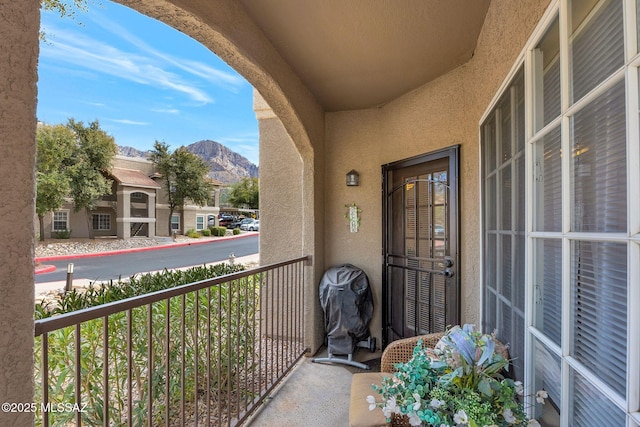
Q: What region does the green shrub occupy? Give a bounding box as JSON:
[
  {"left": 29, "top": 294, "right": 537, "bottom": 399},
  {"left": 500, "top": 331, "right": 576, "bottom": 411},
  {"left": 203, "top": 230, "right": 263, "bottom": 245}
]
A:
[
  {"left": 210, "top": 226, "right": 227, "bottom": 237},
  {"left": 186, "top": 228, "right": 200, "bottom": 238},
  {"left": 232, "top": 228, "right": 241, "bottom": 235},
  {"left": 53, "top": 229, "right": 71, "bottom": 239},
  {"left": 201, "top": 228, "right": 211, "bottom": 236},
  {"left": 34, "top": 264, "right": 255, "bottom": 426}
]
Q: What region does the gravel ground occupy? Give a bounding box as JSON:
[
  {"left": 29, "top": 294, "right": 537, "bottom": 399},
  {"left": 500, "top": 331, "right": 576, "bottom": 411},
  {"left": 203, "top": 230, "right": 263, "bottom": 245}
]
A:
[{"left": 35, "top": 235, "right": 223, "bottom": 258}]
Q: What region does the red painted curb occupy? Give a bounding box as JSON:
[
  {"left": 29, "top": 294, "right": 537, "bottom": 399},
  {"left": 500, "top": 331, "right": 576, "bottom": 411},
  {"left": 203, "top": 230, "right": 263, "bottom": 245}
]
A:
[
  {"left": 35, "top": 232, "right": 255, "bottom": 263},
  {"left": 35, "top": 265, "right": 56, "bottom": 275}
]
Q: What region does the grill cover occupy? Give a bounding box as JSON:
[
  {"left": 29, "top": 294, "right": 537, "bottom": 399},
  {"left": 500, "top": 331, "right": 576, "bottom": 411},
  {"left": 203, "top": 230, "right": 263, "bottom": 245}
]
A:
[{"left": 319, "top": 264, "right": 373, "bottom": 355}]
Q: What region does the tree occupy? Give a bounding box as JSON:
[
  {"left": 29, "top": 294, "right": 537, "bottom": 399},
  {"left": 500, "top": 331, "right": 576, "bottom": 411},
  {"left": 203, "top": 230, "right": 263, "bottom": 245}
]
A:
[
  {"left": 66, "top": 119, "right": 117, "bottom": 239},
  {"left": 40, "top": 0, "right": 90, "bottom": 41},
  {"left": 227, "top": 177, "right": 259, "bottom": 209},
  {"left": 35, "top": 124, "right": 76, "bottom": 241},
  {"left": 149, "top": 141, "right": 213, "bottom": 236}
]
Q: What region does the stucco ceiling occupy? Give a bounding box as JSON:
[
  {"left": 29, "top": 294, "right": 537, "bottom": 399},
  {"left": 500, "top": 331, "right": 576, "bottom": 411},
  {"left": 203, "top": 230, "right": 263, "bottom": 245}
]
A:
[{"left": 238, "top": 0, "right": 491, "bottom": 112}]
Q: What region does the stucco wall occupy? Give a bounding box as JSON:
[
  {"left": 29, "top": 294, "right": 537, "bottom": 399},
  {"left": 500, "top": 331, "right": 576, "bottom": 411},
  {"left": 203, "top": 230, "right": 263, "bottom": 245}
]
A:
[
  {"left": 0, "top": 1, "right": 39, "bottom": 425},
  {"left": 255, "top": 92, "right": 304, "bottom": 265},
  {"left": 324, "top": 0, "right": 550, "bottom": 342}
]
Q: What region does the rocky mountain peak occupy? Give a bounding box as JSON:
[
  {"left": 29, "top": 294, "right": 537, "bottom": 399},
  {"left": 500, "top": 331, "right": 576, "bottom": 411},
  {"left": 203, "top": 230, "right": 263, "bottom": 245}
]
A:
[{"left": 118, "top": 140, "right": 258, "bottom": 184}]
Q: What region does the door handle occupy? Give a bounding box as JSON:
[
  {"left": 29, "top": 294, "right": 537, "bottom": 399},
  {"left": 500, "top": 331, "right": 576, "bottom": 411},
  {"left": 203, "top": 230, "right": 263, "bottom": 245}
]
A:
[
  {"left": 443, "top": 268, "right": 454, "bottom": 278},
  {"left": 445, "top": 256, "right": 454, "bottom": 267}
]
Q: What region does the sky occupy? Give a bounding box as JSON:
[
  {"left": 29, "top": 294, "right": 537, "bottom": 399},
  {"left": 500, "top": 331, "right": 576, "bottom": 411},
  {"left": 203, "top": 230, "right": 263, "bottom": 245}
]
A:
[{"left": 37, "top": 1, "right": 260, "bottom": 165}]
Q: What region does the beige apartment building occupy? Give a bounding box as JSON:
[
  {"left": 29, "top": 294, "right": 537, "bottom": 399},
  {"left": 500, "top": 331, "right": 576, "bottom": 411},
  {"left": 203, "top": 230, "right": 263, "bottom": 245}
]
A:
[
  {"left": 2, "top": 0, "right": 639, "bottom": 425},
  {"left": 37, "top": 155, "right": 222, "bottom": 240}
]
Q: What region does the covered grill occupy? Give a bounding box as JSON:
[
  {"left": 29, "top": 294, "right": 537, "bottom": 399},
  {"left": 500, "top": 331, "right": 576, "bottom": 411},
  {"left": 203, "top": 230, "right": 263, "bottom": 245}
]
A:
[{"left": 312, "top": 264, "right": 375, "bottom": 370}]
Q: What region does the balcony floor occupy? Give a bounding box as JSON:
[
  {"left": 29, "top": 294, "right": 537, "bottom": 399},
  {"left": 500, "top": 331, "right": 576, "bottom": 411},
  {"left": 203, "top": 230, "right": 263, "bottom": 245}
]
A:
[{"left": 246, "top": 347, "right": 381, "bottom": 427}]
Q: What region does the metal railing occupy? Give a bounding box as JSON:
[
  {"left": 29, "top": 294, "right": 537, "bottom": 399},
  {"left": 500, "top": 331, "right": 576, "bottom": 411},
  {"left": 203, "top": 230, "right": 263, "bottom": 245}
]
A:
[{"left": 34, "top": 256, "right": 311, "bottom": 427}]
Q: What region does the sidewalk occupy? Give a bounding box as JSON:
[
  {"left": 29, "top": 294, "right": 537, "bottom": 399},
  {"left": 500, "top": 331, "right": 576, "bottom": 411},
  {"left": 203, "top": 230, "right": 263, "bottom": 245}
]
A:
[{"left": 35, "top": 233, "right": 259, "bottom": 299}]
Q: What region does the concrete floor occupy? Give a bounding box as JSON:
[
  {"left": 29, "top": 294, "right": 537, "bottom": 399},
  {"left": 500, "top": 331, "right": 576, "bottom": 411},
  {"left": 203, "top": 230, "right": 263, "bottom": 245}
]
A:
[{"left": 245, "top": 347, "right": 381, "bottom": 427}]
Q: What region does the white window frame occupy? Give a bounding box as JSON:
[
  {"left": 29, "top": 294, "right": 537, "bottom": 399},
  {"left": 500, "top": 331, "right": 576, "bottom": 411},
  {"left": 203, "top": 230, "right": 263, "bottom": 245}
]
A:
[
  {"left": 52, "top": 210, "right": 69, "bottom": 232},
  {"left": 171, "top": 214, "right": 180, "bottom": 231},
  {"left": 196, "top": 215, "right": 205, "bottom": 231},
  {"left": 92, "top": 213, "right": 111, "bottom": 231},
  {"left": 480, "top": 0, "right": 640, "bottom": 424}
]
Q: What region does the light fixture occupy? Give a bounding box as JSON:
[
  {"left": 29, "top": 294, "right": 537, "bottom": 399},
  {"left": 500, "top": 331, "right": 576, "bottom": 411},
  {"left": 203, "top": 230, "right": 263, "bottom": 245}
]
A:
[{"left": 346, "top": 169, "right": 359, "bottom": 187}]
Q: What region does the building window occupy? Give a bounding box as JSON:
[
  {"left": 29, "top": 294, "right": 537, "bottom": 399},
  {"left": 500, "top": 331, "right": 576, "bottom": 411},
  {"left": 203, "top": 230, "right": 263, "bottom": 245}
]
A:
[
  {"left": 131, "top": 192, "right": 144, "bottom": 200},
  {"left": 482, "top": 0, "right": 637, "bottom": 423},
  {"left": 171, "top": 214, "right": 180, "bottom": 231},
  {"left": 481, "top": 67, "right": 526, "bottom": 383},
  {"left": 196, "top": 215, "right": 205, "bottom": 231},
  {"left": 92, "top": 213, "right": 111, "bottom": 230},
  {"left": 52, "top": 211, "right": 69, "bottom": 231}
]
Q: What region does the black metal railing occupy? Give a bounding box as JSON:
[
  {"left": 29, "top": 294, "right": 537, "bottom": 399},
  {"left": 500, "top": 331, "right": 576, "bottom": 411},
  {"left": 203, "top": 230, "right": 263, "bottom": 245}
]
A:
[{"left": 34, "top": 256, "right": 311, "bottom": 426}]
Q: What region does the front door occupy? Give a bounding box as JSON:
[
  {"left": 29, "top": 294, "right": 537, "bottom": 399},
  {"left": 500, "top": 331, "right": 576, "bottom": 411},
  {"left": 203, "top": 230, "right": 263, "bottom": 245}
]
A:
[{"left": 382, "top": 146, "right": 460, "bottom": 347}]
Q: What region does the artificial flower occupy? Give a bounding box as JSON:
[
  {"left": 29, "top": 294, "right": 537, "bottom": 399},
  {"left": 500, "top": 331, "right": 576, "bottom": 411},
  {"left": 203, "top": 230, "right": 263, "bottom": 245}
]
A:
[{"left": 536, "top": 390, "right": 548, "bottom": 404}]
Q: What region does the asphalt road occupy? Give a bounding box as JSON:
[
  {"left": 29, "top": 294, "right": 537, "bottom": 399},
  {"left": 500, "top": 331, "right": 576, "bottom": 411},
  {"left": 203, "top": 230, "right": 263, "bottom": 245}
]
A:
[{"left": 35, "top": 235, "right": 259, "bottom": 284}]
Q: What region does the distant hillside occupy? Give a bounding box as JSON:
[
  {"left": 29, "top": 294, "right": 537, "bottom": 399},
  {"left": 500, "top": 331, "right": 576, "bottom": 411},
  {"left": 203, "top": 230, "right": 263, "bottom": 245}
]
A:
[{"left": 118, "top": 140, "right": 258, "bottom": 184}]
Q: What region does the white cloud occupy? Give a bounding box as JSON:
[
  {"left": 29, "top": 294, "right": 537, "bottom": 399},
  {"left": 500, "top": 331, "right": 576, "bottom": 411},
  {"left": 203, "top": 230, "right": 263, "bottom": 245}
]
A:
[
  {"left": 152, "top": 108, "right": 180, "bottom": 114},
  {"left": 110, "top": 119, "right": 149, "bottom": 126},
  {"left": 40, "top": 23, "right": 215, "bottom": 104},
  {"left": 88, "top": 14, "right": 244, "bottom": 91}
]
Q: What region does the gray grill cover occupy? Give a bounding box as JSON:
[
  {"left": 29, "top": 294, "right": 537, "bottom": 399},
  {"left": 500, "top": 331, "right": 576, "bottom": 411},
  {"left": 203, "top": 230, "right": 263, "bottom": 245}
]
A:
[{"left": 319, "top": 264, "right": 373, "bottom": 355}]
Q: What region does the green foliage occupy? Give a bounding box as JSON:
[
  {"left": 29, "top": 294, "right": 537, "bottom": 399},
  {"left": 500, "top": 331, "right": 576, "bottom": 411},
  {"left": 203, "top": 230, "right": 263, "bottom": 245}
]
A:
[
  {"left": 149, "top": 141, "right": 213, "bottom": 236},
  {"left": 371, "top": 325, "right": 534, "bottom": 427},
  {"left": 40, "top": 0, "right": 92, "bottom": 41},
  {"left": 201, "top": 228, "right": 211, "bottom": 236},
  {"left": 34, "top": 264, "right": 257, "bottom": 426},
  {"left": 233, "top": 227, "right": 241, "bottom": 235},
  {"left": 186, "top": 228, "right": 200, "bottom": 238},
  {"left": 227, "top": 177, "right": 259, "bottom": 209},
  {"left": 36, "top": 124, "right": 76, "bottom": 241},
  {"left": 53, "top": 229, "right": 72, "bottom": 239},
  {"left": 210, "top": 226, "right": 227, "bottom": 237},
  {"left": 64, "top": 119, "right": 117, "bottom": 239}
]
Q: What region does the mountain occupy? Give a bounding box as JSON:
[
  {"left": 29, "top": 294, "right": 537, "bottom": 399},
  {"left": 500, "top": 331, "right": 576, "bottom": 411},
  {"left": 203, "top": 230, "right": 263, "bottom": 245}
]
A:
[
  {"left": 186, "top": 140, "right": 259, "bottom": 183},
  {"left": 118, "top": 140, "right": 258, "bottom": 184}
]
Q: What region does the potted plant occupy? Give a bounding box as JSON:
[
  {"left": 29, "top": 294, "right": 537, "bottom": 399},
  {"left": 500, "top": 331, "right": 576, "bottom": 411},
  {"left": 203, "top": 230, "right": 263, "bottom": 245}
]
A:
[{"left": 367, "top": 325, "right": 545, "bottom": 426}]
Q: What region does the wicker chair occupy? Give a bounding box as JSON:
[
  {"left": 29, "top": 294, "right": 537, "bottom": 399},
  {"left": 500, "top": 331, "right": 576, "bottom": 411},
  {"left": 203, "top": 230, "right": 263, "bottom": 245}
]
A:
[{"left": 348, "top": 331, "right": 509, "bottom": 427}]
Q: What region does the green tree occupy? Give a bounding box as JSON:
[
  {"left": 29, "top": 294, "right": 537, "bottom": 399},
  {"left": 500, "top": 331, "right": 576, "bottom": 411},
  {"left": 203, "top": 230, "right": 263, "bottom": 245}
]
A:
[
  {"left": 40, "top": 0, "right": 91, "bottom": 41},
  {"left": 227, "top": 177, "right": 259, "bottom": 209},
  {"left": 35, "top": 124, "right": 76, "bottom": 241},
  {"left": 66, "top": 119, "right": 117, "bottom": 239},
  {"left": 149, "top": 141, "right": 213, "bottom": 236}
]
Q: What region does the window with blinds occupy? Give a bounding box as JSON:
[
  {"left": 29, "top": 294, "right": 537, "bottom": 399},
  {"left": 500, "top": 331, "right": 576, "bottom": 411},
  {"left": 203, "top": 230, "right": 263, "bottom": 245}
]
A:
[
  {"left": 481, "top": 68, "right": 526, "bottom": 382},
  {"left": 482, "top": 0, "right": 638, "bottom": 423}
]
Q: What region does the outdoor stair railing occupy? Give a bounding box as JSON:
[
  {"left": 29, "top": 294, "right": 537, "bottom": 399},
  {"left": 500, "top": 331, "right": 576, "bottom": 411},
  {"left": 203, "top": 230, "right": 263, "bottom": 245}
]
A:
[{"left": 34, "top": 256, "right": 311, "bottom": 427}]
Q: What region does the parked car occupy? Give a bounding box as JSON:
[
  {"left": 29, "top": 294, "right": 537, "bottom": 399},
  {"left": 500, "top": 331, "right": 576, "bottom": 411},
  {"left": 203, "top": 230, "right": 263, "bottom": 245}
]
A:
[
  {"left": 207, "top": 215, "right": 216, "bottom": 227},
  {"left": 248, "top": 220, "right": 260, "bottom": 231},
  {"left": 218, "top": 218, "right": 233, "bottom": 227},
  {"left": 230, "top": 217, "right": 247, "bottom": 229},
  {"left": 240, "top": 218, "right": 257, "bottom": 230}
]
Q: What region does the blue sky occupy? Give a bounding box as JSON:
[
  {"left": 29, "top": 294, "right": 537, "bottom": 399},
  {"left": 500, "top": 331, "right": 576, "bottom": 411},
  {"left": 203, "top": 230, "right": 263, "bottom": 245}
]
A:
[{"left": 37, "top": 1, "right": 259, "bottom": 165}]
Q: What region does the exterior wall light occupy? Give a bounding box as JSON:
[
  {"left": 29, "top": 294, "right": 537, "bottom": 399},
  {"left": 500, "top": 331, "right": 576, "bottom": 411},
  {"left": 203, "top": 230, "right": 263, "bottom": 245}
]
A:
[{"left": 346, "top": 169, "right": 359, "bottom": 186}]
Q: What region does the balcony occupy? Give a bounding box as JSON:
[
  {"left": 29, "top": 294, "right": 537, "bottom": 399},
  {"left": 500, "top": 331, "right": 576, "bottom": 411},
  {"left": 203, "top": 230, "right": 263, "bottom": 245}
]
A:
[{"left": 34, "top": 257, "right": 313, "bottom": 427}]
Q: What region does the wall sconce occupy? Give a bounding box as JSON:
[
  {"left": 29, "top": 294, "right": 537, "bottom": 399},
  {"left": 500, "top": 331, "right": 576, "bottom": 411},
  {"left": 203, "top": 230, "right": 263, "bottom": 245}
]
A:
[{"left": 346, "top": 169, "right": 359, "bottom": 186}]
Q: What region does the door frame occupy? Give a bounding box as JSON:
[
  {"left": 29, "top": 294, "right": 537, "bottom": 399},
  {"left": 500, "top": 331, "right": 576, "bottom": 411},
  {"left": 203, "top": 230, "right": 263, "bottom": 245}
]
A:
[{"left": 381, "top": 145, "right": 460, "bottom": 348}]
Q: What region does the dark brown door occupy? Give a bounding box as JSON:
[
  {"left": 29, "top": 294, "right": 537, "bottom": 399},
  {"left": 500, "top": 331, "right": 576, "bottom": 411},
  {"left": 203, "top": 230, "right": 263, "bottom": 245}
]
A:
[{"left": 382, "top": 146, "right": 460, "bottom": 347}]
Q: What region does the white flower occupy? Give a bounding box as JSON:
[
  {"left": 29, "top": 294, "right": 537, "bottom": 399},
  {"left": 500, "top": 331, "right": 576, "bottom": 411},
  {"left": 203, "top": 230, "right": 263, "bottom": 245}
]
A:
[
  {"left": 382, "top": 396, "right": 397, "bottom": 418},
  {"left": 453, "top": 409, "right": 469, "bottom": 425},
  {"left": 514, "top": 380, "right": 524, "bottom": 396},
  {"left": 527, "top": 420, "right": 541, "bottom": 427},
  {"left": 536, "top": 390, "right": 548, "bottom": 404},
  {"left": 408, "top": 412, "right": 422, "bottom": 426},
  {"left": 412, "top": 393, "right": 421, "bottom": 411},
  {"left": 366, "top": 395, "right": 377, "bottom": 411},
  {"left": 502, "top": 407, "right": 516, "bottom": 424},
  {"left": 430, "top": 398, "right": 445, "bottom": 409}
]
